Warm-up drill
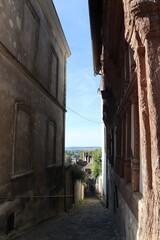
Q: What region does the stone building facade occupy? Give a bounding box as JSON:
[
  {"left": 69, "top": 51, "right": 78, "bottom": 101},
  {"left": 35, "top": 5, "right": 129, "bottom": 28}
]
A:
[
  {"left": 89, "top": 0, "right": 160, "bottom": 239},
  {"left": 0, "top": 0, "right": 70, "bottom": 238}
]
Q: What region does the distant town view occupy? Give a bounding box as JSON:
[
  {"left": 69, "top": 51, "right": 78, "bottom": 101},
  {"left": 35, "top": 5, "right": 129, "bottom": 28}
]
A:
[{"left": 65, "top": 147, "right": 102, "bottom": 197}]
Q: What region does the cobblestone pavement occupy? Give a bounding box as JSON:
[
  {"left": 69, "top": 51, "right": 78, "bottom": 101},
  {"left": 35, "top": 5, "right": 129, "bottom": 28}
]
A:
[{"left": 11, "top": 198, "right": 122, "bottom": 240}]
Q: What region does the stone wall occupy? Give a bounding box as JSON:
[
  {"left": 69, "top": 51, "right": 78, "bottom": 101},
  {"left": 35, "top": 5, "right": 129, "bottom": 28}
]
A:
[
  {"left": 95, "top": 175, "right": 102, "bottom": 198},
  {"left": 108, "top": 166, "right": 139, "bottom": 240},
  {"left": 0, "top": 0, "right": 70, "bottom": 238},
  {"left": 65, "top": 168, "right": 74, "bottom": 211},
  {"left": 74, "top": 180, "right": 84, "bottom": 205},
  {"left": 116, "top": 191, "right": 138, "bottom": 240}
]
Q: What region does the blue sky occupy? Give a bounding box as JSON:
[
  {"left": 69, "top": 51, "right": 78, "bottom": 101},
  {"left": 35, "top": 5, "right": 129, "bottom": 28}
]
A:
[{"left": 53, "top": 0, "right": 102, "bottom": 147}]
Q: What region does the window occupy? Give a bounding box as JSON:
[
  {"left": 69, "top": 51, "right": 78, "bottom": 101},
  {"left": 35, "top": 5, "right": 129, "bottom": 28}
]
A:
[
  {"left": 46, "top": 121, "right": 56, "bottom": 167},
  {"left": 50, "top": 49, "right": 59, "bottom": 98},
  {"left": 21, "top": 0, "right": 39, "bottom": 70},
  {"left": 12, "top": 102, "right": 33, "bottom": 178}
]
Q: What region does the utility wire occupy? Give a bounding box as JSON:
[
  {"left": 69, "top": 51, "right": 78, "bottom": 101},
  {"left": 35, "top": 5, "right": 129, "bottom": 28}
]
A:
[{"left": 66, "top": 106, "right": 102, "bottom": 124}]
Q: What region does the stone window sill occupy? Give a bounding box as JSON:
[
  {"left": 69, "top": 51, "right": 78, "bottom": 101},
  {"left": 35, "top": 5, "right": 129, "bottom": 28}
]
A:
[
  {"left": 11, "top": 170, "right": 34, "bottom": 180},
  {"left": 46, "top": 164, "right": 57, "bottom": 169},
  {"left": 115, "top": 174, "right": 142, "bottom": 220}
]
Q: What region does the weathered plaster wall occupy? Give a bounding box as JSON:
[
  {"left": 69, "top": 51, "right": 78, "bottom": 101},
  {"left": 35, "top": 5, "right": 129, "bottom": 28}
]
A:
[
  {"left": 108, "top": 167, "right": 138, "bottom": 240},
  {"left": 0, "top": 0, "right": 70, "bottom": 238},
  {"left": 116, "top": 191, "right": 138, "bottom": 240},
  {"left": 65, "top": 168, "right": 74, "bottom": 211},
  {"left": 0, "top": 0, "right": 67, "bottom": 106},
  {"left": 102, "top": 122, "right": 107, "bottom": 206},
  {"left": 74, "top": 180, "right": 84, "bottom": 205}
]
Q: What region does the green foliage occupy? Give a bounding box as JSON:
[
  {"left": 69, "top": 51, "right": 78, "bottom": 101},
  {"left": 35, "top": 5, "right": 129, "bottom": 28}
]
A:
[
  {"left": 65, "top": 154, "right": 72, "bottom": 166},
  {"left": 92, "top": 149, "right": 102, "bottom": 161},
  {"left": 92, "top": 149, "right": 102, "bottom": 179},
  {"left": 71, "top": 164, "right": 86, "bottom": 181},
  {"left": 92, "top": 162, "right": 102, "bottom": 179},
  {"left": 65, "top": 148, "right": 102, "bottom": 180},
  {"left": 79, "top": 199, "right": 87, "bottom": 205},
  {"left": 79, "top": 151, "right": 83, "bottom": 159}
]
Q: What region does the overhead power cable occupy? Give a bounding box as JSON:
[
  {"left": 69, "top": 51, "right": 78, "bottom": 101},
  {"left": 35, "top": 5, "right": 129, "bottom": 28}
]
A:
[{"left": 66, "top": 106, "right": 103, "bottom": 124}]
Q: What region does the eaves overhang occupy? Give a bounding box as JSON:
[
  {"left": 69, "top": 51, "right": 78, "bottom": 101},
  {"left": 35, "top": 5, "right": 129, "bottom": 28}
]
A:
[{"left": 88, "top": 0, "right": 102, "bottom": 75}]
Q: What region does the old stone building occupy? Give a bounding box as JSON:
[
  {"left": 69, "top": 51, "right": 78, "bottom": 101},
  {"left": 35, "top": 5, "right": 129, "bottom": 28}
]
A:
[
  {"left": 0, "top": 0, "right": 70, "bottom": 237},
  {"left": 89, "top": 0, "right": 160, "bottom": 239}
]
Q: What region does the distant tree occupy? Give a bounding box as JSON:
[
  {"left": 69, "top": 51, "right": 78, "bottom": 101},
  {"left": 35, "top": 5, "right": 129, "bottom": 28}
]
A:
[
  {"left": 80, "top": 151, "right": 83, "bottom": 159},
  {"left": 74, "top": 153, "right": 80, "bottom": 159},
  {"left": 92, "top": 149, "right": 102, "bottom": 179},
  {"left": 65, "top": 154, "right": 72, "bottom": 166},
  {"left": 71, "top": 164, "right": 86, "bottom": 181}
]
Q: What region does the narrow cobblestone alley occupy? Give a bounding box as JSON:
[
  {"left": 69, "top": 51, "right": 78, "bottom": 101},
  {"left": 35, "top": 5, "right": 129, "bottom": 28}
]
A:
[{"left": 11, "top": 198, "right": 121, "bottom": 240}]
